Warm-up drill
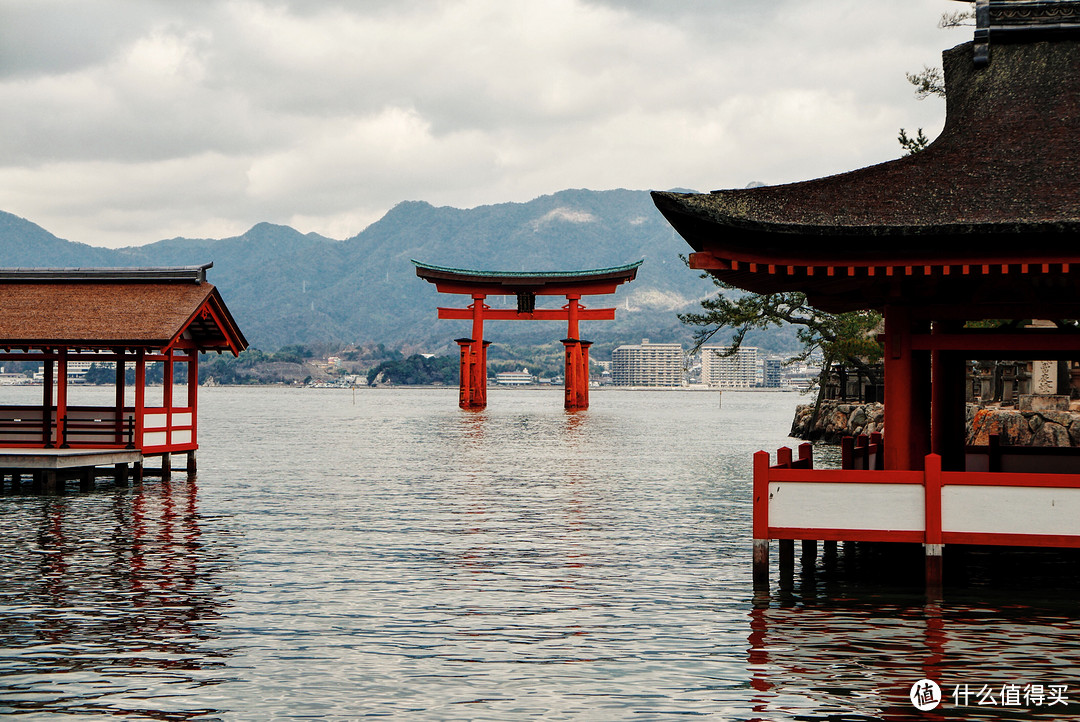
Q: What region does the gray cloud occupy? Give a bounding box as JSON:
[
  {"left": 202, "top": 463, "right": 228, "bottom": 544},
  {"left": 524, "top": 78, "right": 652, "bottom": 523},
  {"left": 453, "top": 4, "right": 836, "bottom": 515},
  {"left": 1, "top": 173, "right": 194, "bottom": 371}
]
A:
[{"left": 0, "top": 0, "right": 966, "bottom": 247}]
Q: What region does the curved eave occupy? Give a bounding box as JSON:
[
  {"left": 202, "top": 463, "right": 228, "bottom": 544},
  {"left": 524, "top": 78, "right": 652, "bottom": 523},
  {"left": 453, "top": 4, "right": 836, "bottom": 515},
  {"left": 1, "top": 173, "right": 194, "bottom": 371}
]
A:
[
  {"left": 652, "top": 191, "right": 1080, "bottom": 267},
  {"left": 412, "top": 259, "right": 642, "bottom": 295}
]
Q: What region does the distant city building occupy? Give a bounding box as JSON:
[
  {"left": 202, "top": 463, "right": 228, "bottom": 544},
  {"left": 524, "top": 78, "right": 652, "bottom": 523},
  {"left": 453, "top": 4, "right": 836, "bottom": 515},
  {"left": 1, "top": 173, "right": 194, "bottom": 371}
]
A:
[
  {"left": 610, "top": 339, "right": 683, "bottom": 386},
  {"left": 701, "top": 345, "right": 758, "bottom": 388},
  {"left": 496, "top": 368, "right": 534, "bottom": 385},
  {"left": 763, "top": 358, "right": 783, "bottom": 388}
]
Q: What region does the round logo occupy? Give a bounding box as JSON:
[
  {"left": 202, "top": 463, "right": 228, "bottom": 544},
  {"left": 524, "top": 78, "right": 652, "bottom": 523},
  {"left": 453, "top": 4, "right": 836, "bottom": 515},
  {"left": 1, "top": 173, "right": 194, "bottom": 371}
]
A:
[{"left": 910, "top": 679, "right": 942, "bottom": 711}]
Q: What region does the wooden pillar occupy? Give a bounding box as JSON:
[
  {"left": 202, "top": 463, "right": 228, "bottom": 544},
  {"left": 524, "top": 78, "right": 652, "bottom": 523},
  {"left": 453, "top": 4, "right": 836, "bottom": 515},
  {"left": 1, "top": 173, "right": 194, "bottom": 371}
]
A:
[
  {"left": 930, "top": 324, "right": 968, "bottom": 471},
  {"left": 135, "top": 349, "right": 146, "bottom": 449},
  {"left": 188, "top": 350, "right": 199, "bottom": 449},
  {"left": 187, "top": 450, "right": 197, "bottom": 475},
  {"left": 42, "top": 355, "right": 54, "bottom": 448},
  {"left": 457, "top": 295, "right": 487, "bottom": 410},
  {"left": 80, "top": 467, "right": 93, "bottom": 492},
  {"left": 883, "top": 306, "right": 930, "bottom": 470},
  {"left": 163, "top": 347, "right": 174, "bottom": 447},
  {"left": 114, "top": 462, "right": 129, "bottom": 486},
  {"left": 456, "top": 338, "right": 474, "bottom": 408},
  {"left": 924, "top": 453, "right": 944, "bottom": 598},
  {"left": 161, "top": 452, "right": 172, "bottom": 481},
  {"left": 752, "top": 450, "right": 771, "bottom": 591},
  {"left": 115, "top": 351, "right": 126, "bottom": 445},
  {"left": 57, "top": 349, "right": 69, "bottom": 448},
  {"left": 563, "top": 295, "right": 591, "bottom": 410}
]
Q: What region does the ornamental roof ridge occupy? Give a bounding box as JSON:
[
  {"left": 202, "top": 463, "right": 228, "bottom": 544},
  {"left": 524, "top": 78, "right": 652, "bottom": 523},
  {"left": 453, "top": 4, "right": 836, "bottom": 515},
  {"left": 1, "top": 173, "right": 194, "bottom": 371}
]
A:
[
  {"left": 410, "top": 259, "right": 643, "bottom": 278},
  {"left": 0, "top": 264, "right": 213, "bottom": 284}
]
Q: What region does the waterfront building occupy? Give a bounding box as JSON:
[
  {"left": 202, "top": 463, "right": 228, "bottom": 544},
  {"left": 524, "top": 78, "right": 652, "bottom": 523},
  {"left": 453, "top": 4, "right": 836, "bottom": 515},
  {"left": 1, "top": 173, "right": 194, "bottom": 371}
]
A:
[
  {"left": 496, "top": 369, "right": 534, "bottom": 385},
  {"left": 700, "top": 345, "right": 757, "bottom": 388},
  {"left": 653, "top": 2, "right": 1080, "bottom": 592},
  {"left": 762, "top": 358, "right": 782, "bottom": 388},
  {"left": 0, "top": 265, "right": 247, "bottom": 490},
  {"left": 611, "top": 340, "right": 683, "bottom": 387}
]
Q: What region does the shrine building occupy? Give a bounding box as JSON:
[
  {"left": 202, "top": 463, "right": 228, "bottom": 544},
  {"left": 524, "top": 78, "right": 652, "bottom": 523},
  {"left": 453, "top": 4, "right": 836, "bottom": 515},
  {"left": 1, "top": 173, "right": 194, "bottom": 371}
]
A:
[
  {"left": 0, "top": 265, "right": 247, "bottom": 491},
  {"left": 653, "top": 0, "right": 1080, "bottom": 592}
]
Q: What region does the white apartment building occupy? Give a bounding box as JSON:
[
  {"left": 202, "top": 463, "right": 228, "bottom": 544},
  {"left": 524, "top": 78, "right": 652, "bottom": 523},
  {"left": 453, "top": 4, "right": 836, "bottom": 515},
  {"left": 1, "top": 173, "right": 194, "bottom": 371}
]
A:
[
  {"left": 610, "top": 340, "right": 684, "bottom": 386},
  {"left": 700, "top": 345, "right": 758, "bottom": 388}
]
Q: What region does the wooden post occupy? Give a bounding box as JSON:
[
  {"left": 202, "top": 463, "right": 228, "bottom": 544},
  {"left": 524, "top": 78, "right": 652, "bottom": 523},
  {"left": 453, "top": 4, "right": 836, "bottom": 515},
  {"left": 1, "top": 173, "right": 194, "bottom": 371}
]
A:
[
  {"left": 187, "top": 450, "right": 197, "bottom": 475},
  {"left": 752, "top": 450, "right": 771, "bottom": 591},
  {"left": 161, "top": 453, "right": 172, "bottom": 481},
  {"left": 883, "top": 306, "right": 931, "bottom": 470},
  {"left": 115, "top": 351, "right": 126, "bottom": 446},
  {"left": 456, "top": 338, "right": 473, "bottom": 408},
  {"left": 188, "top": 350, "right": 199, "bottom": 449},
  {"left": 135, "top": 349, "right": 146, "bottom": 448},
  {"left": 57, "top": 349, "right": 69, "bottom": 448},
  {"left": 80, "top": 467, "right": 93, "bottom": 492},
  {"left": 924, "top": 453, "right": 944, "bottom": 598},
  {"left": 42, "top": 356, "right": 54, "bottom": 447},
  {"left": 114, "top": 462, "right": 129, "bottom": 486}
]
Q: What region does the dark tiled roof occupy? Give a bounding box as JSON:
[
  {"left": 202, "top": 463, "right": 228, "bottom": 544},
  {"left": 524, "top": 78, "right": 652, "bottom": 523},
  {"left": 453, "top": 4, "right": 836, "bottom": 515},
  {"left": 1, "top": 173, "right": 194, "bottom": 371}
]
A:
[
  {"left": 0, "top": 276, "right": 247, "bottom": 353},
  {"left": 653, "top": 39, "right": 1080, "bottom": 262}
]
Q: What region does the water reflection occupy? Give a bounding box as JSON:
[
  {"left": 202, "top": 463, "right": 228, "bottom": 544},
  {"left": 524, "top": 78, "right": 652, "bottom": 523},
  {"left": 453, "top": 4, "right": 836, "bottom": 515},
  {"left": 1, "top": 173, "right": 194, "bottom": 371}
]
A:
[
  {"left": 0, "top": 479, "right": 233, "bottom": 719},
  {"left": 748, "top": 546, "right": 1080, "bottom": 720}
]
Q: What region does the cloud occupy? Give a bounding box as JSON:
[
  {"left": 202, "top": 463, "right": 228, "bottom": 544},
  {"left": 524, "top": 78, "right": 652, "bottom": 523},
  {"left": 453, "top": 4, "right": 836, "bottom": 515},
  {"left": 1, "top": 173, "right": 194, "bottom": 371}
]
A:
[{"left": 0, "top": 0, "right": 962, "bottom": 247}]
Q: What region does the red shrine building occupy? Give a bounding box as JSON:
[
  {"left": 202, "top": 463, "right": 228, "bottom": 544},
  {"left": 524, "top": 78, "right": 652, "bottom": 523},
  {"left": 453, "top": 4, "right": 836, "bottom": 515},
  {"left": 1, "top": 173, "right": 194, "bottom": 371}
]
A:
[
  {"left": 0, "top": 265, "right": 247, "bottom": 490},
  {"left": 414, "top": 260, "right": 641, "bottom": 410},
  {"left": 653, "top": 0, "right": 1080, "bottom": 591}
]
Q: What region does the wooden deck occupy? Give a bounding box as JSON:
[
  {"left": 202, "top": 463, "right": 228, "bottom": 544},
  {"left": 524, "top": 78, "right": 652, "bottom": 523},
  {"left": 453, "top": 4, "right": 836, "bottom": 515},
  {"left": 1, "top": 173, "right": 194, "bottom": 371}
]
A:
[{"left": 0, "top": 448, "right": 145, "bottom": 493}]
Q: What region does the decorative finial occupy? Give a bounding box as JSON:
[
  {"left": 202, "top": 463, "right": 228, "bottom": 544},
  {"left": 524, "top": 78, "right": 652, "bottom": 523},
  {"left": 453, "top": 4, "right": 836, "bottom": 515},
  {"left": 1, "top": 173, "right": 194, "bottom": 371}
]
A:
[{"left": 967, "top": 0, "right": 1080, "bottom": 67}]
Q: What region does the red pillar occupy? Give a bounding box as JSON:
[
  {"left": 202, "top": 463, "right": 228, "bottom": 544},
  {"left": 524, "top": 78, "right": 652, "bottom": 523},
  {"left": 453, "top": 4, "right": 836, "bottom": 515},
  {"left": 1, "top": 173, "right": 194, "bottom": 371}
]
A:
[
  {"left": 883, "top": 306, "right": 930, "bottom": 470},
  {"left": 115, "top": 351, "right": 126, "bottom": 446},
  {"left": 456, "top": 338, "right": 473, "bottom": 408},
  {"left": 42, "top": 354, "right": 54, "bottom": 447},
  {"left": 57, "top": 349, "right": 69, "bottom": 448},
  {"left": 563, "top": 295, "right": 590, "bottom": 410},
  {"left": 135, "top": 349, "right": 146, "bottom": 448},
  {"left": 188, "top": 351, "right": 199, "bottom": 444}
]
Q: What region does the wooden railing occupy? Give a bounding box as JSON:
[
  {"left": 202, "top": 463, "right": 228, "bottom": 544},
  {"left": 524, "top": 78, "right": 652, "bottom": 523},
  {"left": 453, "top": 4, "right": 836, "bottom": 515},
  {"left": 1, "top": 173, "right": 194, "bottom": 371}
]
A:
[
  {"left": 0, "top": 404, "right": 195, "bottom": 453},
  {"left": 754, "top": 436, "right": 1080, "bottom": 549}
]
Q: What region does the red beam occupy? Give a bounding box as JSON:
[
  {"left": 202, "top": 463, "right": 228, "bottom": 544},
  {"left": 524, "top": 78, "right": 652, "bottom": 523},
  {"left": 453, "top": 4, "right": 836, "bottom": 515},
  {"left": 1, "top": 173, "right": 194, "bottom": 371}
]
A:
[
  {"left": 910, "top": 332, "right": 1080, "bottom": 353},
  {"left": 437, "top": 307, "right": 616, "bottom": 321}
]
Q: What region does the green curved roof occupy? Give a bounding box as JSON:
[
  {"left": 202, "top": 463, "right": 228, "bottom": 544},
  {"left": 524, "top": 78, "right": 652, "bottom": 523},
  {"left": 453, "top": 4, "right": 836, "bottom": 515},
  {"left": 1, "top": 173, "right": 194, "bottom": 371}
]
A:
[{"left": 411, "top": 259, "right": 642, "bottom": 280}]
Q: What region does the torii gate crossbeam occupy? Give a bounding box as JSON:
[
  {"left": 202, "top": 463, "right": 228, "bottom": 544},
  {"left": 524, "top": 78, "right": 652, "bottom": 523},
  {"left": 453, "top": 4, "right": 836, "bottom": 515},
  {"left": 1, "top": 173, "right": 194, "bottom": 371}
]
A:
[{"left": 413, "top": 260, "right": 642, "bottom": 410}]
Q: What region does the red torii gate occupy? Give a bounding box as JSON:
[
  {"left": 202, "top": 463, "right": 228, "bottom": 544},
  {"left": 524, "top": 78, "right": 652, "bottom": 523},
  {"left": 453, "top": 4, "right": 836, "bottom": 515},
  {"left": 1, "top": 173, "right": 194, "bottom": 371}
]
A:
[{"left": 413, "top": 260, "right": 642, "bottom": 410}]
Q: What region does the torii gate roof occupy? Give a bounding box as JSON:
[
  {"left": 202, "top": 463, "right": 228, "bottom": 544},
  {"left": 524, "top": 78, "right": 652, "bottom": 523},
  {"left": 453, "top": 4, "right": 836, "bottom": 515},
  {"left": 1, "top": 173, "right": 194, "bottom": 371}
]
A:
[{"left": 413, "top": 259, "right": 642, "bottom": 295}]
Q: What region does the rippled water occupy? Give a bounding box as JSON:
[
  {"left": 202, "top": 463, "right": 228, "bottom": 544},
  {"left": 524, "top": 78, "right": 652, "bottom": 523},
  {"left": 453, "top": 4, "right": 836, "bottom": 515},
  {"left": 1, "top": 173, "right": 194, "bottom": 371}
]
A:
[{"left": 2, "top": 387, "right": 1080, "bottom": 720}]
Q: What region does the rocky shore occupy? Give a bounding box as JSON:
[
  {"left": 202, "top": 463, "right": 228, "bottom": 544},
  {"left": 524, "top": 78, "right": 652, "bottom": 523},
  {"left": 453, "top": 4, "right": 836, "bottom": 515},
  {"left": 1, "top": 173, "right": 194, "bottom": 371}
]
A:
[{"left": 791, "top": 399, "right": 1080, "bottom": 447}]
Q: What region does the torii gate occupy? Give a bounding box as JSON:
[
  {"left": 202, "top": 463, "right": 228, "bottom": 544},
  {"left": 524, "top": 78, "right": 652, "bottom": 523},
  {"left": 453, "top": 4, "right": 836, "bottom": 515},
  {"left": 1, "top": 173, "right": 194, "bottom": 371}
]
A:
[{"left": 413, "top": 260, "right": 642, "bottom": 410}]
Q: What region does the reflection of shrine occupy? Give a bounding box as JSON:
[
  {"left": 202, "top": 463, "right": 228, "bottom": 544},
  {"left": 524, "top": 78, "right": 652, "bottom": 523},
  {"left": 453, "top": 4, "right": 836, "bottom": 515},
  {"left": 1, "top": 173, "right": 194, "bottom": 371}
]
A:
[
  {"left": 654, "top": 4, "right": 1080, "bottom": 593},
  {"left": 0, "top": 480, "right": 231, "bottom": 717}
]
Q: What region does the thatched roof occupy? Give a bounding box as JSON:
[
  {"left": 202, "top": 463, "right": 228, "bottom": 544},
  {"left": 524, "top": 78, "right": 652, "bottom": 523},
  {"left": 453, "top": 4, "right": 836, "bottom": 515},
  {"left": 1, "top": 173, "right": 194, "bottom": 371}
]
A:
[{"left": 0, "top": 267, "right": 247, "bottom": 354}]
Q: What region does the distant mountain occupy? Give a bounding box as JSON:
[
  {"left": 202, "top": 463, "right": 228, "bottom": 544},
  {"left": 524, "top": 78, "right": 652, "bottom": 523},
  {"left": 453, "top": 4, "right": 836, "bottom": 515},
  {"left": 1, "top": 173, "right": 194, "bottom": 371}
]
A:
[{"left": 0, "top": 190, "right": 790, "bottom": 355}]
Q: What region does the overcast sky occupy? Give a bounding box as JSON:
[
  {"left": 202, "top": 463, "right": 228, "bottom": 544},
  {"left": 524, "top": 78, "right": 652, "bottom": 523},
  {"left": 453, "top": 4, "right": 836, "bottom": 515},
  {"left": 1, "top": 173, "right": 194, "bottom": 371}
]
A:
[{"left": 0, "top": 0, "right": 972, "bottom": 248}]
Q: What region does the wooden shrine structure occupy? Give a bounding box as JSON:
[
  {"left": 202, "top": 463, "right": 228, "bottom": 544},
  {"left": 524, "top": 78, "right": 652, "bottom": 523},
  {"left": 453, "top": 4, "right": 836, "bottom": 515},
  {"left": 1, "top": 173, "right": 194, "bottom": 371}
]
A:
[
  {"left": 653, "top": 0, "right": 1080, "bottom": 592},
  {"left": 414, "top": 260, "right": 641, "bottom": 410},
  {"left": 0, "top": 265, "right": 247, "bottom": 491}
]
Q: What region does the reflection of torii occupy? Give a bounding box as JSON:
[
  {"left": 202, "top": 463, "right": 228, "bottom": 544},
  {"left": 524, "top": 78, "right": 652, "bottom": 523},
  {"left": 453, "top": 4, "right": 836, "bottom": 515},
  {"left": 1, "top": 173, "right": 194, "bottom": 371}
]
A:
[{"left": 413, "top": 260, "right": 642, "bottom": 410}]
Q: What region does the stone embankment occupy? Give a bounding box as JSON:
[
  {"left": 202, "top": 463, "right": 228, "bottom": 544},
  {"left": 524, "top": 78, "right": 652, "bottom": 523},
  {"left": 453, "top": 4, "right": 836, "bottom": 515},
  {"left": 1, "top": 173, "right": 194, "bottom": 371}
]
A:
[
  {"left": 792, "top": 399, "right": 1080, "bottom": 446},
  {"left": 790, "top": 401, "right": 884, "bottom": 443}
]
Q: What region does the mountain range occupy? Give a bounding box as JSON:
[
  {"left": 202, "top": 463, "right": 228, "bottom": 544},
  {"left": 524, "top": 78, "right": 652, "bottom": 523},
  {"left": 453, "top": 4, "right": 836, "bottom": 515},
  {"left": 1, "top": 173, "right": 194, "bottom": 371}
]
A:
[{"left": 0, "top": 189, "right": 786, "bottom": 355}]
